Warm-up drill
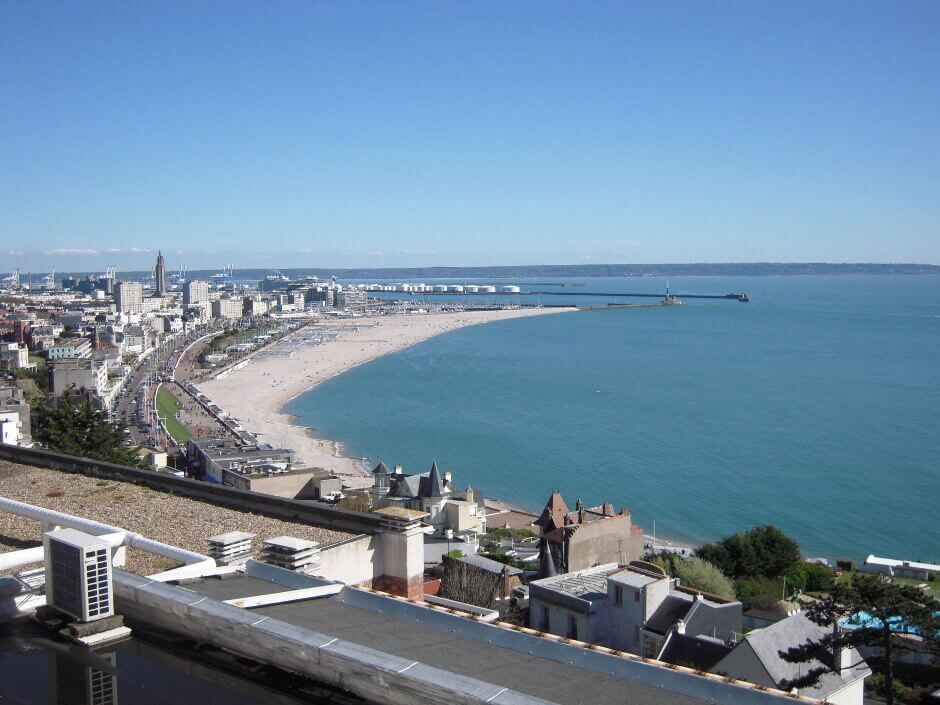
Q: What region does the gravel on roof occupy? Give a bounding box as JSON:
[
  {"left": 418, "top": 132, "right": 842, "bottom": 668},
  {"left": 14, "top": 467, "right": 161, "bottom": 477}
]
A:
[{"left": 0, "top": 461, "right": 351, "bottom": 575}]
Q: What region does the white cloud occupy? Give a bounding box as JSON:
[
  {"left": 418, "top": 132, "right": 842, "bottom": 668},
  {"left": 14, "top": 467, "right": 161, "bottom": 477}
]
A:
[
  {"left": 44, "top": 248, "right": 99, "bottom": 256},
  {"left": 7, "top": 250, "right": 23, "bottom": 256}
]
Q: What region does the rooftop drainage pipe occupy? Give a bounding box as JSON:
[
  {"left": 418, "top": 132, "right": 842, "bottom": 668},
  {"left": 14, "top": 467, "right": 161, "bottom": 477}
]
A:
[{"left": 0, "top": 496, "right": 216, "bottom": 580}]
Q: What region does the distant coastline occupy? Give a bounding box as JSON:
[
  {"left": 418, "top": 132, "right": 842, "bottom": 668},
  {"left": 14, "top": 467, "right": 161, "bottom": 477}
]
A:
[{"left": 35, "top": 262, "right": 940, "bottom": 281}]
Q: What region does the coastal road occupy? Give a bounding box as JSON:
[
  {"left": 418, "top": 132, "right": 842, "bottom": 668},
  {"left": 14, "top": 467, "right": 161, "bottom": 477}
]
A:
[{"left": 114, "top": 327, "right": 213, "bottom": 447}]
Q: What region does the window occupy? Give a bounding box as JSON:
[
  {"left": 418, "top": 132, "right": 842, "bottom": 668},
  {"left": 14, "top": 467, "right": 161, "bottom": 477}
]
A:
[
  {"left": 540, "top": 606, "right": 550, "bottom": 631},
  {"left": 568, "top": 615, "right": 578, "bottom": 640},
  {"left": 634, "top": 589, "right": 640, "bottom": 602},
  {"left": 614, "top": 585, "right": 623, "bottom": 606},
  {"left": 634, "top": 625, "right": 640, "bottom": 645}
]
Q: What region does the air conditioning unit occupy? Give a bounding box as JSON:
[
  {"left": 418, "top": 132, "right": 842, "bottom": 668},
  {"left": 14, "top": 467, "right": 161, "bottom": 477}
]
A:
[{"left": 43, "top": 528, "right": 114, "bottom": 623}]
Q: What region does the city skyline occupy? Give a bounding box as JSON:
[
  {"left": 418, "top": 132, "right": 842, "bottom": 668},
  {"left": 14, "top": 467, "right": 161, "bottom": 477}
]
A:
[{"left": 2, "top": 2, "right": 939, "bottom": 271}]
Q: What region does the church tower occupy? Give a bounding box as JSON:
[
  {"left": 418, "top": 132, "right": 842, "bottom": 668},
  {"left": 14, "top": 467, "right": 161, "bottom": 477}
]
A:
[{"left": 155, "top": 250, "right": 166, "bottom": 295}]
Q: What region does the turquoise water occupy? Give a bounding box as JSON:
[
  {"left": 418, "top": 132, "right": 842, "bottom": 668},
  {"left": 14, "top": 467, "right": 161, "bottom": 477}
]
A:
[{"left": 287, "top": 276, "right": 940, "bottom": 562}]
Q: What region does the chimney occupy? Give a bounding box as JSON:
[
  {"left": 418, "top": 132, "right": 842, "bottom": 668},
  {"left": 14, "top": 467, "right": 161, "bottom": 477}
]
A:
[
  {"left": 675, "top": 619, "right": 686, "bottom": 635},
  {"left": 465, "top": 486, "right": 475, "bottom": 504},
  {"left": 394, "top": 464, "right": 404, "bottom": 475},
  {"left": 443, "top": 470, "right": 452, "bottom": 484},
  {"left": 835, "top": 646, "right": 853, "bottom": 674}
]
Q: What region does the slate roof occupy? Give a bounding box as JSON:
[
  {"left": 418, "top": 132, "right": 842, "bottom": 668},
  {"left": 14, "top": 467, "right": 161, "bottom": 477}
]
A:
[
  {"left": 387, "top": 463, "right": 453, "bottom": 500},
  {"left": 683, "top": 599, "right": 743, "bottom": 643},
  {"left": 457, "top": 554, "right": 524, "bottom": 577},
  {"left": 426, "top": 462, "right": 447, "bottom": 497},
  {"left": 718, "top": 611, "right": 871, "bottom": 700}
]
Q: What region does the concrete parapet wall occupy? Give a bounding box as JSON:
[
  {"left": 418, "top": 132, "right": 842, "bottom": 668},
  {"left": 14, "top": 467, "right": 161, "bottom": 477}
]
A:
[{"left": 112, "top": 570, "right": 554, "bottom": 705}]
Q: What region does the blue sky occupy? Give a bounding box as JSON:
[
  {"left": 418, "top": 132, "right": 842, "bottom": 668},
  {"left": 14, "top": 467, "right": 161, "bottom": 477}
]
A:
[{"left": 1, "top": 1, "right": 938, "bottom": 272}]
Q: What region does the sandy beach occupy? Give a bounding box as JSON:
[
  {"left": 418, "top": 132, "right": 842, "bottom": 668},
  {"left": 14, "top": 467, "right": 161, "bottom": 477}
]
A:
[{"left": 199, "top": 308, "right": 574, "bottom": 481}]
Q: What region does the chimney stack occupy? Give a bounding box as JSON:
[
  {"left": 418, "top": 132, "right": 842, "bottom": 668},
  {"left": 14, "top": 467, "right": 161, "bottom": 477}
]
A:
[{"left": 835, "top": 646, "right": 853, "bottom": 674}]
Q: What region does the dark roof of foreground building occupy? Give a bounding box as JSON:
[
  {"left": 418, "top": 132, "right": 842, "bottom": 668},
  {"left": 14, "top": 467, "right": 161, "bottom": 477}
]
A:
[
  {"left": 120, "top": 561, "right": 809, "bottom": 705},
  {"left": 181, "top": 575, "right": 708, "bottom": 705}
]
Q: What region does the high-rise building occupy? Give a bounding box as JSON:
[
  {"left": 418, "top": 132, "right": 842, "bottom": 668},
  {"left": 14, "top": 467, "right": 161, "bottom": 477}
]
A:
[
  {"left": 114, "top": 281, "right": 143, "bottom": 313},
  {"left": 183, "top": 280, "right": 210, "bottom": 306},
  {"left": 211, "top": 298, "right": 242, "bottom": 320},
  {"left": 155, "top": 250, "right": 166, "bottom": 295}
]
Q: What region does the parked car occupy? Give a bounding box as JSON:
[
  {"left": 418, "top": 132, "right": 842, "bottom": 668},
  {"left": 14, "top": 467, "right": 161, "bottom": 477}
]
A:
[{"left": 321, "top": 491, "right": 346, "bottom": 504}]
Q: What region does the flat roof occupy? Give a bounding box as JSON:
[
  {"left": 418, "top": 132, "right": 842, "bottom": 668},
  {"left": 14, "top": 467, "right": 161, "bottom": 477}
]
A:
[
  {"left": 182, "top": 574, "right": 286, "bottom": 601},
  {"left": 610, "top": 568, "right": 663, "bottom": 589},
  {"left": 253, "top": 594, "right": 704, "bottom": 705},
  {"left": 373, "top": 506, "right": 427, "bottom": 520},
  {"left": 530, "top": 563, "right": 618, "bottom": 601},
  {"left": 864, "top": 554, "right": 939, "bottom": 571}
]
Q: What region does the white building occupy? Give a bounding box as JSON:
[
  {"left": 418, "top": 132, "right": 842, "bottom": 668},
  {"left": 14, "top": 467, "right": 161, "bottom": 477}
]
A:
[
  {"left": 0, "top": 342, "right": 35, "bottom": 371},
  {"left": 49, "top": 358, "right": 108, "bottom": 396},
  {"left": 212, "top": 298, "right": 242, "bottom": 320},
  {"left": 183, "top": 280, "right": 210, "bottom": 306},
  {"left": 122, "top": 325, "right": 151, "bottom": 356},
  {"left": 48, "top": 339, "right": 93, "bottom": 361},
  {"left": 529, "top": 563, "right": 742, "bottom": 657},
  {"left": 861, "top": 555, "right": 939, "bottom": 581},
  {"left": 114, "top": 281, "right": 143, "bottom": 313},
  {"left": 0, "top": 386, "right": 31, "bottom": 446},
  {"left": 335, "top": 289, "right": 368, "bottom": 312},
  {"left": 372, "top": 462, "right": 484, "bottom": 538}
]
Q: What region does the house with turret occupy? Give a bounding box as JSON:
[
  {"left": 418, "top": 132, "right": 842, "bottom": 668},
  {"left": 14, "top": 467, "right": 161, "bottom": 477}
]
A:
[
  {"left": 372, "top": 461, "right": 486, "bottom": 538},
  {"left": 534, "top": 491, "right": 645, "bottom": 574}
]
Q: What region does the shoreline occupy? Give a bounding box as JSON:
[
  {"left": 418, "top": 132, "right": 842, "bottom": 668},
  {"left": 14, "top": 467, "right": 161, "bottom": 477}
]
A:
[{"left": 198, "top": 308, "right": 575, "bottom": 481}]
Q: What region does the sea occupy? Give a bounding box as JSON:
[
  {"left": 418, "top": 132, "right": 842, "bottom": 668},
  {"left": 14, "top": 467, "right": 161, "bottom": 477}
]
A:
[{"left": 286, "top": 275, "right": 940, "bottom": 563}]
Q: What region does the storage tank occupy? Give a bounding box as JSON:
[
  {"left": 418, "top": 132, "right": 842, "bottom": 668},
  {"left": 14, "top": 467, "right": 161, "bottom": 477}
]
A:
[
  {"left": 432, "top": 285, "right": 447, "bottom": 292},
  {"left": 464, "top": 285, "right": 479, "bottom": 293},
  {"left": 447, "top": 285, "right": 464, "bottom": 293},
  {"left": 479, "top": 285, "right": 496, "bottom": 294},
  {"left": 502, "top": 285, "right": 521, "bottom": 293}
]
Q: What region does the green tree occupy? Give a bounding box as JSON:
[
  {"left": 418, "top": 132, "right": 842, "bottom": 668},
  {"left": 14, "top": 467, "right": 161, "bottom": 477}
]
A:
[
  {"left": 32, "top": 397, "right": 146, "bottom": 468},
  {"left": 804, "top": 562, "right": 836, "bottom": 592},
  {"left": 781, "top": 572, "right": 939, "bottom": 705},
  {"left": 696, "top": 525, "right": 801, "bottom": 579},
  {"left": 647, "top": 553, "right": 736, "bottom": 600}
]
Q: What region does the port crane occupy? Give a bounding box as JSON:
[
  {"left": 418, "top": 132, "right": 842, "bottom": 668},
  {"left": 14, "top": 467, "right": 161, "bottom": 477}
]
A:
[{"left": 1, "top": 268, "right": 19, "bottom": 286}]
